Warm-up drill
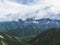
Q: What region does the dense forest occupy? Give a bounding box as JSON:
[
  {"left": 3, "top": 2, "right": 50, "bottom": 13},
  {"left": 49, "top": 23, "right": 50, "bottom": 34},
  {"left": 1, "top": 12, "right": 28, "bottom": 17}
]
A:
[
  {"left": 0, "top": 28, "right": 60, "bottom": 45},
  {"left": 28, "top": 28, "right": 60, "bottom": 45}
]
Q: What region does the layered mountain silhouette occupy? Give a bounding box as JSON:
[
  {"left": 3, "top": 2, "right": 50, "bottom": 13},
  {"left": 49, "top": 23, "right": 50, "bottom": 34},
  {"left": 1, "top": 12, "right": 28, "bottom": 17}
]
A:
[
  {"left": 0, "top": 18, "right": 60, "bottom": 36},
  {"left": 29, "top": 28, "right": 60, "bottom": 45}
]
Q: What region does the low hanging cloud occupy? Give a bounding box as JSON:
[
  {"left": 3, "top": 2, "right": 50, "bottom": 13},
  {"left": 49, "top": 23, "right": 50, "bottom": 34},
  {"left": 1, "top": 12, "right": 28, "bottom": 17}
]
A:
[{"left": 0, "top": 0, "right": 60, "bottom": 21}]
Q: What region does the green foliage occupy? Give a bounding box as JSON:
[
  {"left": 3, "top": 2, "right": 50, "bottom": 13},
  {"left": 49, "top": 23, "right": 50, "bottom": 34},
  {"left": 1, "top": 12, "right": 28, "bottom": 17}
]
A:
[
  {"left": 29, "top": 28, "right": 60, "bottom": 45},
  {"left": 1, "top": 28, "right": 60, "bottom": 45}
]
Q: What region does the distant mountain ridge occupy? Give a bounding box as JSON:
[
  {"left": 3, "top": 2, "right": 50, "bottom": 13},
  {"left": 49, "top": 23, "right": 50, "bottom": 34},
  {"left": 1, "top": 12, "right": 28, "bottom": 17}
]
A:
[{"left": 0, "top": 18, "right": 60, "bottom": 36}]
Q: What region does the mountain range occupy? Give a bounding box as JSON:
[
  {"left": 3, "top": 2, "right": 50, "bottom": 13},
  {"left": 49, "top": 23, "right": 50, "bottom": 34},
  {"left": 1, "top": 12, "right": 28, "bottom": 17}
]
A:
[{"left": 0, "top": 18, "right": 60, "bottom": 36}]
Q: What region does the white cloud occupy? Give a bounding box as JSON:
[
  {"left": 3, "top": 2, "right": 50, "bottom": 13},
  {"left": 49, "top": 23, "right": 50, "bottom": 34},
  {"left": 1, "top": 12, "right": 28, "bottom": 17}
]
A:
[{"left": 0, "top": 0, "right": 60, "bottom": 21}]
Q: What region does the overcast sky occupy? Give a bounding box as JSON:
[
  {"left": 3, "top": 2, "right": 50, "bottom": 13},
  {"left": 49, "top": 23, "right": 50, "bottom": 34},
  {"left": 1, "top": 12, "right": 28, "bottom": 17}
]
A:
[{"left": 0, "top": 0, "right": 60, "bottom": 21}]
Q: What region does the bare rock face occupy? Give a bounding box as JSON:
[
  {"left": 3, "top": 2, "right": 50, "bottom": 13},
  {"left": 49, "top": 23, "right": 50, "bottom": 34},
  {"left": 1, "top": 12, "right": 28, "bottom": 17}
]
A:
[{"left": 29, "top": 28, "right": 60, "bottom": 45}]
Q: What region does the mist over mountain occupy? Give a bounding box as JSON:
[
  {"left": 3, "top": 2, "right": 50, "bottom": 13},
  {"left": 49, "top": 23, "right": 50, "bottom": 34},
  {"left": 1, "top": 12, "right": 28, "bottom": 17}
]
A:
[
  {"left": 0, "top": 0, "right": 60, "bottom": 45},
  {"left": 0, "top": 0, "right": 60, "bottom": 21}
]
